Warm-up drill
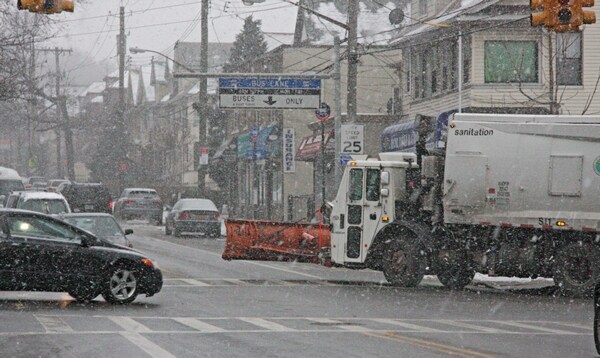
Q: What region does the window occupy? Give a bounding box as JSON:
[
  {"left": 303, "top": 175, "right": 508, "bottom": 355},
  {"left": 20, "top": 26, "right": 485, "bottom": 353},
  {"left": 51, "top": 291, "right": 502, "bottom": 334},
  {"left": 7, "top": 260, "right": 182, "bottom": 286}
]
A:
[
  {"left": 8, "top": 215, "right": 80, "bottom": 243},
  {"left": 557, "top": 32, "right": 582, "bottom": 86},
  {"left": 484, "top": 41, "right": 538, "bottom": 83},
  {"left": 349, "top": 169, "right": 363, "bottom": 201},
  {"left": 366, "top": 169, "right": 381, "bottom": 202}
]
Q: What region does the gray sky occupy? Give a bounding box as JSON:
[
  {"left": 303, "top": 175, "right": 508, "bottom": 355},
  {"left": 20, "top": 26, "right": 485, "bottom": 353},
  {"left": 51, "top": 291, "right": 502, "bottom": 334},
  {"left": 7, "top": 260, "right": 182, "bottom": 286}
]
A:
[{"left": 46, "top": 0, "right": 299, "bottom": 72}]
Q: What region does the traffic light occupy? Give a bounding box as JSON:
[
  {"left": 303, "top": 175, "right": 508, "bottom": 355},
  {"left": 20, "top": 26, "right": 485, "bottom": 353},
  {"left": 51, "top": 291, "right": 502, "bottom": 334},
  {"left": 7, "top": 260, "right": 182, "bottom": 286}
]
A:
[
  {"left": 531, "top": 0, "right": 596, "bottom": 32},
  {"left": 17, "top": 0, "right": 74, "bottom": 14},
  {"left": 530, "top": 0, "right": 549, "bottom": 27}
]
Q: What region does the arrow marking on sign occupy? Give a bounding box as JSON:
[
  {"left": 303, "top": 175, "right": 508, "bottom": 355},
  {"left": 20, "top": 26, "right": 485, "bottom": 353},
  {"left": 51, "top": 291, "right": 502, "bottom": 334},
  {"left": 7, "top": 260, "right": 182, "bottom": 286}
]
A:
[{"left": 264, "top": 96, "right": 277, "bottom": 106}]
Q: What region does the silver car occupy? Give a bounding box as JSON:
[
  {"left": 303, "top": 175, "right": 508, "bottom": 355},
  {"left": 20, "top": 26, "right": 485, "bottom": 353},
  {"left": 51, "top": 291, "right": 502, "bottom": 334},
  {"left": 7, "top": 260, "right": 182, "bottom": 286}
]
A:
[
  {"left": 60, "top": 213, "right": 133, "bottom": 248},
  {"left": 113, "top": 188, "right": 163, "bottom": 225},
  {"left": 165, "top": 198, "right": 220, "bottom": 238}
]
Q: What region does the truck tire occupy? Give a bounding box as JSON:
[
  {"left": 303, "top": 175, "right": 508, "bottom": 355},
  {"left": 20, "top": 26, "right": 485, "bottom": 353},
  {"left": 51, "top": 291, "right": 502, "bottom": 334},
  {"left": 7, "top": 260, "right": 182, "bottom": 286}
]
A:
[
  {"left": 553, "top": 241, "right": 600, "bottom": 296},
  {"left": 436, "top": 251, "right": 474, "bottom": 290},
  {"left": 382, "top": 236, "right": 426, "bottom": 287}
]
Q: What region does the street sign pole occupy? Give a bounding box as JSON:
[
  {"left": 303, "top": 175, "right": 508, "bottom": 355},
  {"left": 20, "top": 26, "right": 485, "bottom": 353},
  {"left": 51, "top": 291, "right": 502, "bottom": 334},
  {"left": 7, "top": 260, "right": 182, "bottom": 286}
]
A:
[{"left": 316, "top": 102, "right": 331, "bottom": 211}]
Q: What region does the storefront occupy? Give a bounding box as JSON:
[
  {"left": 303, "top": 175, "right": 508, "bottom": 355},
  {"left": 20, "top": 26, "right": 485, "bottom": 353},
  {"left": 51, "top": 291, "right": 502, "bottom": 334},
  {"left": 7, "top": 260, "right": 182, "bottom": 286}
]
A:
[
  {"left": 294, "top": 127, "right": 336, "bottom": 221},
  {"left": 235, "top": 125, "right": 283, "bottom": 220}
]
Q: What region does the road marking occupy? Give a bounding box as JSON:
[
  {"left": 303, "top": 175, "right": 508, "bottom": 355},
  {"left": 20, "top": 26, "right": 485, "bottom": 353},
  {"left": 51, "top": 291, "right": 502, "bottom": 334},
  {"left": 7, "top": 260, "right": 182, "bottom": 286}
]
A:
[
  {"left": 223, "top": 279, "right": 252, "bottom": 286},
  {"left": 134, "top": 235, "right": 324, "bottom": 279},
  {"left": 550, "top": 321, "right": 593, "bottom": 331},
  {"left": 363, "top": 331, "right": 498, "bottom": 358},
  {"left": 436, "top": 320, "right": 512, "bottom": 334},
  {"left": 490, "top": 321, "right": 577, "bottom": 335},
  {"left": 239, "top": 318, "right": 294, "bottom": 332},
  {"left": 108, "top": 317, "right": 152, "bottom": 333},
  {"left": 173, "top": 318, "right": 226, "bottom": 333},
  {"left": 179, "top": 278, "right": 210, "bottom": 287},
  {"left": 371, "top": 318, "right": 443, "bottom": 333},
  {"left": 120, "top": 332, "right": 176, "bottom": 358},
  {"left": 34, "top": 314, "right": 73, "bottom": 333}
]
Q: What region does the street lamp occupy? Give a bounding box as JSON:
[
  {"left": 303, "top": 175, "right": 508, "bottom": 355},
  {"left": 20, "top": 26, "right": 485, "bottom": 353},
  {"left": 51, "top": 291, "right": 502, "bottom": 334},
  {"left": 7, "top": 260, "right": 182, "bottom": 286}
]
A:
[{"left": 129, "top": 47, "right": 196, "bottom": 73}]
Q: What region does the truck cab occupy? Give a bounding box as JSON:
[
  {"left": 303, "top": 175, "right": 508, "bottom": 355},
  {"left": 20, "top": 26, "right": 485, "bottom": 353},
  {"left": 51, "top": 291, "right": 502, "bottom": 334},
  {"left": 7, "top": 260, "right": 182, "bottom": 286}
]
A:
[{"left": 329, "top": 152, "right": 418, "bottom": 266}]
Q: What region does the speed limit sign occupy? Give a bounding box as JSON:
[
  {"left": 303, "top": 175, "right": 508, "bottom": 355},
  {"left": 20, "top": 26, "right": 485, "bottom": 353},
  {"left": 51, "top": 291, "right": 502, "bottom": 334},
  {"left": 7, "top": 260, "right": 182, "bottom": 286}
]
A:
[{"left": 341, "top": 124, "right": 364, "bottom": 155}]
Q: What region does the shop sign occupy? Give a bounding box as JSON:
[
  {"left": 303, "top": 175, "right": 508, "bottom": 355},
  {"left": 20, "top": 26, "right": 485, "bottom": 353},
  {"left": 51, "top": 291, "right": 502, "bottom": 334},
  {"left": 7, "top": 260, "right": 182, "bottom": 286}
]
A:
[{"left": 283, "top": 128, "right": 295, "bottom": 173}]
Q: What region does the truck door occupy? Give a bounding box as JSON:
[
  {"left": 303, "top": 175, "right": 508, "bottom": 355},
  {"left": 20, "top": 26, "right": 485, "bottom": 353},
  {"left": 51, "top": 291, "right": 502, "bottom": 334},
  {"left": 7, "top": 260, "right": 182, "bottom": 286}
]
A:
[{"left": 345, "top": 167, "right": 382, "bottom": 263}]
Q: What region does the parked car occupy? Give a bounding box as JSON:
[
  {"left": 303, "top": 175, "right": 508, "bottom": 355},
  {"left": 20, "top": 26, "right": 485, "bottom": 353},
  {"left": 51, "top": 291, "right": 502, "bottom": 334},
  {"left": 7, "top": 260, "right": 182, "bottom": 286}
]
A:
[
  {"left": 5, "top": 191, "right": 71, "bottom": 215},
  {"left": 59, "top": 182, "right": 113, "bottom": 213},
  {"left": 0, "top": 166, "right": 25, "bottom": 206},
  {"left": 23, "top": 176, "right": 47, "bottom": 189},
  {"left": 165, "top": 198, "right": 220, "bottom": 238},
  {"left": 60, "top": 213, "right": 133, "bottom": 248},
  {"left": 113, "top": 188, "right": 163, "bottom": 225},
  {"left": 0, "top": 209, "right": 162, "bottom": 303},
  {"left": 47, "top": 179, "right": 70, "bottom": 192}
]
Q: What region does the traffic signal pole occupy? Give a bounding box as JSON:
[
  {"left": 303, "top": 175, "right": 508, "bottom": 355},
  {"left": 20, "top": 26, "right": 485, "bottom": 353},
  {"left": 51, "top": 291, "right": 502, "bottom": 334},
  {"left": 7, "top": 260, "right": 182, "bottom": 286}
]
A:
[{"left": 197, "top": 0, "right": 209, "bottom": 197}]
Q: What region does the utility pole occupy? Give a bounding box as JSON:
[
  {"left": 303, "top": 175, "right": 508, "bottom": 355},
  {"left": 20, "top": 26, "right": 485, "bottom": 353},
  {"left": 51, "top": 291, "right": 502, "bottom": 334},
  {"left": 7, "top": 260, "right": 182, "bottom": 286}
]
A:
[
  {"left": 117, "top": 5, "right": 127, "bottom": 190},
  {"left": 197, "top": 0, "right": 209, "bottom": 196},
  {"left": 347, "top": 0, "right": 359, "bottom": 123},
  {"left": 333, "top": 36, "right": 342, "bottom": 184},
  {"left": 38, "top": 46, "right": 73, "bottom": 178}
]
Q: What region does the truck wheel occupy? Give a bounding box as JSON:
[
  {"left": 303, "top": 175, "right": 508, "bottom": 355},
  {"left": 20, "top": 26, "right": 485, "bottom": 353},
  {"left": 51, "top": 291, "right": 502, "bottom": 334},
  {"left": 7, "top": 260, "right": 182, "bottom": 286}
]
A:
[
  {"left": 436, "top": 251, "right": 474, "bottom": 290},
  {"left": 553, "top": 241, "right": 600, "bottom": 296},
  {"left": 383, "top": 237, "right": 426, "bottom": 287}
]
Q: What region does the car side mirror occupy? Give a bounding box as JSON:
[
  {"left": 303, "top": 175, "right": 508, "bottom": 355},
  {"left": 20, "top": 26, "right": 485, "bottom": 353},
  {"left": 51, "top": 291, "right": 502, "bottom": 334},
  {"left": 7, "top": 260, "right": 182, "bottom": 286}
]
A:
[
  {"left": 80, "top": 235, "right": 93, "bottom": 247},
  {"left": 124, "top": 229, "right": 134, "bottom": 235}
]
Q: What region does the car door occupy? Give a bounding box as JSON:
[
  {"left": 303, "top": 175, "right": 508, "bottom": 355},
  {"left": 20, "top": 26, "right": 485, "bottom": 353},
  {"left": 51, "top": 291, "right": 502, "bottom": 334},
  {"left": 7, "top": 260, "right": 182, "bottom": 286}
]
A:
[
  {"left": 5, "top": 213, "right": 101, "bottom": 291},
  {"left": 0, "top": 215, "right": 26, "bottom": 289}
]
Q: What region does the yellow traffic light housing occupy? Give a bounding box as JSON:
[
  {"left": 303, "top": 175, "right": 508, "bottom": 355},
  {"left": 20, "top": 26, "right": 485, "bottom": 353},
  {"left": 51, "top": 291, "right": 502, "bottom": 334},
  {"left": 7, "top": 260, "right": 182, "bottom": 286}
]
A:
[
  {"left": 530, "top": 0, "right": 549, "bottom": 27},
  {"left": 17, "top": 0, "right": 74, "bottom": 14},
  {"left": 531, "top": 0, "right": 596, "bottom": 31}
]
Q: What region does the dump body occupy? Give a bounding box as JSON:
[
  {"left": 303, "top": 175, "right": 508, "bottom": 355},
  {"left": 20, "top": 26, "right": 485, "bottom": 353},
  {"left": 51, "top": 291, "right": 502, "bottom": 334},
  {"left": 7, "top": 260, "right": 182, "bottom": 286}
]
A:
[{"left": 444, "top": 114, "right": 600, "bottom": 231}]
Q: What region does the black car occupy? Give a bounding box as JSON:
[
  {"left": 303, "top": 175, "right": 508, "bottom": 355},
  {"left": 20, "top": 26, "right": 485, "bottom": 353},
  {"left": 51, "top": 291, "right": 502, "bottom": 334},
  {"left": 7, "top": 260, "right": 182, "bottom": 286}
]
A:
[
  {"left": 0, "top": 209, "right": 162, "bottom": 304},
  {"left": 59, "top": 182, "right": 113, "bottom": 214}
]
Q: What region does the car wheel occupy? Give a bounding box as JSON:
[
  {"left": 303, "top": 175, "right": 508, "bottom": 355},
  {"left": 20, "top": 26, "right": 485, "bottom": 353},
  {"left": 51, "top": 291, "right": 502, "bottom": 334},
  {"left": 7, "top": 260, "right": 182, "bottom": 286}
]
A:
[
  {"left": 165, "top": 223, "right": 172, "bottom": 235},
  {"left": 174, "top": 227, "right": 181, "bottom": 237},
  {"left": 154, "top": 216, "right": 163, "bottom": 226},
  {"left": 102, "top": 264, "right": 139, "bottom": 304}
]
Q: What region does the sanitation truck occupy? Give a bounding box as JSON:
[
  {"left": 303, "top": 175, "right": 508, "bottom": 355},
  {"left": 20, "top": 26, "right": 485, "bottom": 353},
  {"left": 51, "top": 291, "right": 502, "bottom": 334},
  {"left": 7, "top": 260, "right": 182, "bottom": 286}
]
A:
[{"left": 224, "top": 113, "right": 600, "bottom": 295}]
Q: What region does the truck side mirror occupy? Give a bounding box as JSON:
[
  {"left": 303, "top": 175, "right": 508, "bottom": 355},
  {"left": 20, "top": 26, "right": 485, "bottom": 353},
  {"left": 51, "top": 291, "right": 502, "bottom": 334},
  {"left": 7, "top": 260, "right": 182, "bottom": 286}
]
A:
[
  {"left": 381, "top": 188, "right": 389, "bottom": 197},
  {"left": 381, "top": 172, "right": 390, "bottom": 185}
]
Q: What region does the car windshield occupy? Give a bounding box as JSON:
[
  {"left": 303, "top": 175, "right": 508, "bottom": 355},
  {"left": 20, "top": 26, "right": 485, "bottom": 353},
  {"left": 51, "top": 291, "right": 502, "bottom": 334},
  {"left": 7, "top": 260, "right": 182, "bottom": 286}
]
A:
[
  {"left": 63, "top": 216, "right": 122, "bottom": 237},
  {"left": 129, "top": 191, "right": 158, "bottom": 197},
  {"left": 20, "top": 199, "right": 68, "bottom": 215}
]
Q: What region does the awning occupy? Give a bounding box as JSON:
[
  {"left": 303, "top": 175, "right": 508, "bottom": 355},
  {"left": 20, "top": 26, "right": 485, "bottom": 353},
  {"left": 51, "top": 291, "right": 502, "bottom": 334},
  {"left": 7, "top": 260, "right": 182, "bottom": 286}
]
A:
[
  {"left": 381, "top": 108, "right": 463, "bottom": 152},
  {"left": 296, "top": 129, "right": 334, "bottom": 161}
]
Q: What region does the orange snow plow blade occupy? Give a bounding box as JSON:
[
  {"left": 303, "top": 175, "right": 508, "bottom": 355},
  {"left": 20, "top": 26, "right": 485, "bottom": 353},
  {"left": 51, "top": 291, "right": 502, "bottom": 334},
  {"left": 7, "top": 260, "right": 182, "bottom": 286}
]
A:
[{"left": 222, "top": 219, "right": 331, "bottom": 265}]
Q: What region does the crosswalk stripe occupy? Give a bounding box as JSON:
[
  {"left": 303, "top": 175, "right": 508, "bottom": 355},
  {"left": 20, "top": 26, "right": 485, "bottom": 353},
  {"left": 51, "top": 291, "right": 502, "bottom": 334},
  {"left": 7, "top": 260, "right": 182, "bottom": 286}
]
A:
[
  {"left": 239, "top": 318, "right": 294, "bottom": 331},
  {"left": 109, "top": 317, "right": 152, "bottom": 333},
  {"left": 179, "top": 279, "right": 211, "bottom": 287},
  {"left": 490, "top": 321, "right": 578, "bottom": 335},
  {"left": 120, "top": 332, "right": 176, "bottom": 358},
  {"left": 173, "top": 318, "right": 226, "bottom": 332},
  {"left": 371, "top": 319, "right": 443, "bottom": 332},
  {"left": 34, "top": 314, "right": 73, "bottom": 333}
]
